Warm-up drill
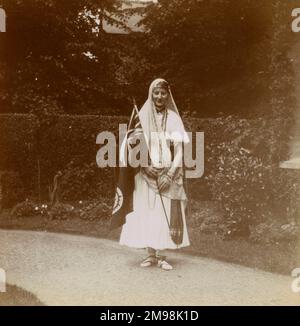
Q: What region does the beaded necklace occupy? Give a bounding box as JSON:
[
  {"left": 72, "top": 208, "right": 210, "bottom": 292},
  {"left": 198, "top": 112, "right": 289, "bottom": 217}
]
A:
[{"left": 151, "top": 105, "right": 168, "bottom": 165}]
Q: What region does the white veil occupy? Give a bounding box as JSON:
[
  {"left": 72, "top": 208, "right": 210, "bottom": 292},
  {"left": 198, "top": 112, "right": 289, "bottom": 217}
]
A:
[
  {"left": 120, "top": 78, "right": 189, "bottom": 167},
  {"left": 139, "top": 78, "right": 189, "bottom": 167},
  {"left": 139, "top": 78, "right": 185, "bottom": 141}
]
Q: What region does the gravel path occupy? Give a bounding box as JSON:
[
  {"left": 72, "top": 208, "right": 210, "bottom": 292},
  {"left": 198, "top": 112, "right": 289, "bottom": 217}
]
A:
[{"left": 0, "top": 230, "right": 298, "bottom": 306}]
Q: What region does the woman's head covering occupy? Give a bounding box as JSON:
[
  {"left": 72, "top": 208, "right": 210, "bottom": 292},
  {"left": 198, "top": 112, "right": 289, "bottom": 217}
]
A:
[
  {"left": 139, "top": 78, "right": 187, "bottom": 143},
  {"left": 143, "top": 78, "right": 179, "bottom": 115},
  {"left": 120, "top": 78, "right": 188, "bottom": 167},
  {"left": 137, "top": 78, "right": 189, "bottom": 167}
]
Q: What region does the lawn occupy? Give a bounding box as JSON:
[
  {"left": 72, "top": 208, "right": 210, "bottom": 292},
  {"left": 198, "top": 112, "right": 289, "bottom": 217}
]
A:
[{"left": 0, "top": 284, "right": 45, "bottom": 306}]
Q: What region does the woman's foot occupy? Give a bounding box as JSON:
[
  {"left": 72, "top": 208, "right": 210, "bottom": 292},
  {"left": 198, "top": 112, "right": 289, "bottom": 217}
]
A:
[
  {"left": 157, "top": 257, "right": 173, "bottom": 271},
  {"left": 140, "top": 255, "right": 157, "bottom": 267}
]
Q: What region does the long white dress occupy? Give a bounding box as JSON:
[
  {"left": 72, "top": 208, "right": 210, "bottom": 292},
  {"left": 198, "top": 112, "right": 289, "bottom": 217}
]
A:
[{"left": 119, "top": 110, "right": 190, "bottom": 250}]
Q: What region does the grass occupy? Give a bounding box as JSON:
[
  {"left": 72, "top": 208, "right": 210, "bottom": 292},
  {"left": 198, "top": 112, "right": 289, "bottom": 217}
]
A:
[
  {"left": 0, "top": 203, "right": 299, "bottom": 276},
  {"left": 0, "top": 284, "right": 45, "bottom": 306},
  {"left": 187, "top": 231, "right": 299, "bottom": 275}
]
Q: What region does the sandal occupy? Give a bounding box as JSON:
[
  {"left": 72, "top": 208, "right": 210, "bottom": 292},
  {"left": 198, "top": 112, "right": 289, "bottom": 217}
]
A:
[
  {"left": 157, "top": 257, "right": 173, "bottom": 271},
  {"left": 140, "top": 255, "right": 157, "bottom": 268}
]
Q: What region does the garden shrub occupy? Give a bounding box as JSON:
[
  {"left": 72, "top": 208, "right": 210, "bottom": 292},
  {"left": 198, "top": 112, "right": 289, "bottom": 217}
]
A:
[
  {"left": 10, "top": 200, "right": 36, "bottom": 218},
  {"left": 58, "top": 161, "right": 114, "bottom": 202},
  {"left": 205, "top": 116, "right": 299, "bottom": 240},
  {"left": 1, "top": 113, "right": 299, "bottom": 243},
  {"left": 48, "top": 202, "right": 76, "bottom": 220},
  {"left": 78, "top": 199, "right": 112, "bottom": 221},
  {"left": 10, "top": 199, "right": 47, "bottom": 218},
  {"left": 269, "top": 168, "right": 300, "bottom": 224},
  {"left": 249, "top": 220, "right": 299, "bottom": 245}
]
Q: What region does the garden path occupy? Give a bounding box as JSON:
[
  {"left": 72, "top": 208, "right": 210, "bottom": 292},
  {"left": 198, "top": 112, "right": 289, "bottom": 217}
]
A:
[{"left": 0, "top": 230, "right": 298, "bottom": 306}]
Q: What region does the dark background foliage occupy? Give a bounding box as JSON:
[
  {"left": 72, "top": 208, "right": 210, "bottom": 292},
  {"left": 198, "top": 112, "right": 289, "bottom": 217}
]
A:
[
  {"left": 0, "top": 0, "right": 298, "bottom": 117},
  {"left": 1, "top": 114, "right": 298, "bottom": 235},
  {"left": 0, "top": 113, "right": 126, "bottom": 201}
]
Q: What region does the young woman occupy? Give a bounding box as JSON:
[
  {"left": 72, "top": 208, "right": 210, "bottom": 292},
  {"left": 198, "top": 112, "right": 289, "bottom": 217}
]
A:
[{"left": 119, "top": 78, "right": 190, "bottom": 270}]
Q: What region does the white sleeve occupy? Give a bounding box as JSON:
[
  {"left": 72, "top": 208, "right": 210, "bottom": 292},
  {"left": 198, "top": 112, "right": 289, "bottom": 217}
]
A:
[{"left": 166, "top": 111, "right": 190, "bottom": 143}]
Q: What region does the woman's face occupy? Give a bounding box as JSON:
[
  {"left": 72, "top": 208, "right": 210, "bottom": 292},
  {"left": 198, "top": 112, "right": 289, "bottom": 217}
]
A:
[{"left": 152, "top": 87, "right": 168, "bottom": 110}]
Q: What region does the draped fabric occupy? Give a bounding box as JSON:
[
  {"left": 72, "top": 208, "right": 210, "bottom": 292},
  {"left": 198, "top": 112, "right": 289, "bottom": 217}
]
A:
[
  {"left": 119, "top": 79, "right": 191, "bottom": 249},
  {"left": 138, "top": 79, "right": 189, "bottom": 201},
  {"left": 139, "top": 78, "right": 190, "bottom": 165}
]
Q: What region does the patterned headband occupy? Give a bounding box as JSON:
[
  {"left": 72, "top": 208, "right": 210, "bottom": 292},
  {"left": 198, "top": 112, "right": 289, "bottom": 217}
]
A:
[{"left": 153, "top": 80, "right": 169, "bottom": 90}]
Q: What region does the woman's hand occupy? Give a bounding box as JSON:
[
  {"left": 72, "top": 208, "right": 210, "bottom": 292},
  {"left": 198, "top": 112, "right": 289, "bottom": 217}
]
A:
[
  {"left": 143, "top": 166, "right": 161, "bottom": 179},
  {"left": 158, "top": 174, "right": 172, "bottom": 192}
]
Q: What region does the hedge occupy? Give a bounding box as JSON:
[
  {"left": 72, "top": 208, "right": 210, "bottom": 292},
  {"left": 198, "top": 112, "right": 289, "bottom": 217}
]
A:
[
  {"left": 0, "top": 113, "right": 215, "bottom": 202},
  {"left": 0, "top": 114, "right": 127, "bottom": 203},
  {"left": 0, "top": 113, "right": 298, "bottom": 235}
]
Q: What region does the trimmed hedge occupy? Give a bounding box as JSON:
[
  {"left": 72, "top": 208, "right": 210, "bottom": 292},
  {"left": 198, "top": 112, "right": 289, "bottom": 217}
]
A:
[
  {"left": 0, "top": 114, "right": 38, "bottom": 195},
  {"left": 0, "top": 171, "right": 25, "bottom": 209},
  {"left": 0, "top": 113, "right": 213, "bottom": 202},
  {"left": 0, "top": 114, "right": 127, "bottom": 202},
  {"left": 0, "top": 113, "right": 298, "bottom": 234}
]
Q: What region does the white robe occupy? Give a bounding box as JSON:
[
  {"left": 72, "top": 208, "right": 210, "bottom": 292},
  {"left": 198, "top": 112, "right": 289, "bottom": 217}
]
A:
[{"left": 119, "top": 110, "right": 190, "bottom": 250}]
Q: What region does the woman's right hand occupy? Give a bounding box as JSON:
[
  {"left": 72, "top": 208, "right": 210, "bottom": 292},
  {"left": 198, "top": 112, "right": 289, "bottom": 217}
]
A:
[{"left": 143, "top": 166, "right": 161, "bottom": 179}]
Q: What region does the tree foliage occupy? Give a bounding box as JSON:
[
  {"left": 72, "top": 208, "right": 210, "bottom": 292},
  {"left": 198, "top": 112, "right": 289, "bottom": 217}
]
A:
[
  {"left": 137, "top": 0, "right": 295, "bottom": 117},
  {"left": 0, "top": 0, "right": 133, "bottom": 114},
  {"left": 0, "top": 0, "right": 296, "bottom": 117}
]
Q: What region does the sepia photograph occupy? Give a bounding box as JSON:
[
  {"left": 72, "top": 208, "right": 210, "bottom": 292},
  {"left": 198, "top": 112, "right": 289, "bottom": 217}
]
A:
[{"left": 0, "top": 0, "right": 300, "bottom": 309}]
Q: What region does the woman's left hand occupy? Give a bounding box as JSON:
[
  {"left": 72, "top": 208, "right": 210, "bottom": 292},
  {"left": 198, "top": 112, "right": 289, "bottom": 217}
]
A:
[{"left": 158, "top": 174, "right": 172, "bottom": 192}]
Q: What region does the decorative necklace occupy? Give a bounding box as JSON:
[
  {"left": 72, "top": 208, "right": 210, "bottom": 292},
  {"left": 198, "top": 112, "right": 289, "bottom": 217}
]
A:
[{"left": 151, "top": 105, "right": 168, "bottom": 165}]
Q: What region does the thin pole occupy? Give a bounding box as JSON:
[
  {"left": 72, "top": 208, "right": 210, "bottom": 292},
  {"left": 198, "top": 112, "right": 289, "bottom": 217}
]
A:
[
  {"left": 37, "top": 158, "right": 41, "bottom": 204},
  {"left": 132, "top": 101, "right": 170, "bottom": 229}
]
